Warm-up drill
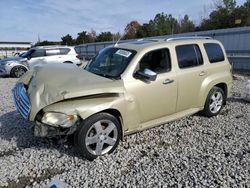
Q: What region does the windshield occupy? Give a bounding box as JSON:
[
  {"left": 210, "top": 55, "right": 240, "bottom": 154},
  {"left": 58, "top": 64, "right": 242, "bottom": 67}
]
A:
[
  {"left": 20, "top": 49, "right": 35, "bottom": 58},
  {"left": 85, "top": 47, "right": 136, "bottom": 79}
]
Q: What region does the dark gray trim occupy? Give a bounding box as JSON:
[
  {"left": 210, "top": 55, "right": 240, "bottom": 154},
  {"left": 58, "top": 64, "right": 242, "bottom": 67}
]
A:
[{"left": 0, "top": 42, "right": 31, "bottom": 45}]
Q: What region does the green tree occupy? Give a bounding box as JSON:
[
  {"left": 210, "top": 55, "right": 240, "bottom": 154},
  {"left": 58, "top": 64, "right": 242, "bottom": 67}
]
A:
[
  {"left": 178, "top": 15, "right": 195, "bottom": 33},
  {"left": 96, "top": 32, "right": 113, "bottom": 42},
  {"left": 199, "top": 0, "right": 241, "bottom": 30},
  {"left": 136, "top": 23, "right": 155, "bottom": 38},
  {"left": 61, "top": 34, "right": 74, "bottom": 45},
  {"left": 232, "top": 0, "right": 250, "bottom": 26},
  {"left": 35, "top": 40, "right": 61, "bottom": 46},
  {"left": 76, "top": 31, "right": 95, "bottom": 45},
  {"left": 150, "top": 13, "right": 178, "bottom": 36}
]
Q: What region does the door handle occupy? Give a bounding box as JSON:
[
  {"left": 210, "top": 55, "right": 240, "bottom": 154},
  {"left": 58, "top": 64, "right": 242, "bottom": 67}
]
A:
[
  {"left": 163, "top": 79, "right": 174, "bottom": 85},
  {"left": 199, "top": 71, "right": 206, "bottom": 76}
]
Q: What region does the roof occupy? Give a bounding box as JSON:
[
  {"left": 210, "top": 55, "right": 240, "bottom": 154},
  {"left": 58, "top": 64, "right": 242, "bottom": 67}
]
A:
[
  {"left": 116, "top": 36, "right": 216, "bottom": 51},
  {"left": 35, "top": 45, "right": 73, "bottom": 49}
]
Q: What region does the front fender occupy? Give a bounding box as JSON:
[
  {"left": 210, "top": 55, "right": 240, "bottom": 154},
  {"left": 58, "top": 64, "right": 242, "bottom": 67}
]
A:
[
  {"left": 42, "top": 94, "right": 119, "bottom": 118},
  {"left": 41, "top": 93, "right": 140, "bottom": 134}
]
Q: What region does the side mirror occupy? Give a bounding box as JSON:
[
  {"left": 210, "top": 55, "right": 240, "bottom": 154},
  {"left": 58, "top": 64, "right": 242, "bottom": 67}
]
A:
[
  {"left": 27, "top": 56, "right": 31, "bottom": 60},
  {"left": 134, "top": 68, "right": 157, "bottom": 81}
]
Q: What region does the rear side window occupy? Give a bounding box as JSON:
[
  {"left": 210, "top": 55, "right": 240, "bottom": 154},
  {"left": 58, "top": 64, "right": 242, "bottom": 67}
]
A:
[
  {"left": 46, "top": 49, "right": 60, "bottom": 56},
  {"left": 204, "top": 43, "right": 225, "bottom": 63},
  {"left": 60, "top": 48, "right": 71, "bottom": 55},
  {"left": 176, "top": 44, "right": 203, "bottom": 69}
]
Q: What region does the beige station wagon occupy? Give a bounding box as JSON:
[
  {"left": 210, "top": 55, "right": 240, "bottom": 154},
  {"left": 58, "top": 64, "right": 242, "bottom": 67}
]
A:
[{"left": 12, "top": 37, "right": 232, "bottom": 160}]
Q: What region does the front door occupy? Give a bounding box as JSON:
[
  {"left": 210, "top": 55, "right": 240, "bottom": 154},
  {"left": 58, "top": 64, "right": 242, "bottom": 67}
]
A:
[{"left": 126, "top": 48, "right": 177, "bottom": 123}]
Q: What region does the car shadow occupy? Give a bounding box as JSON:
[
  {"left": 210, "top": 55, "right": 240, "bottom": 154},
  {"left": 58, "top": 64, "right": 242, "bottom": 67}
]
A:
[
  {"left": 0, "top": 75, "right": 10, "bottom": 78},
  {"left": 0, "top": 110, "right": 83, "bottom": 159}
]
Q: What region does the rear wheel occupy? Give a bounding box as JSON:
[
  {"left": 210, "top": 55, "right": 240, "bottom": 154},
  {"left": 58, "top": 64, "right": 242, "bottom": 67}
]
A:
[
  {"left": 202, "top": 86, "right": 225, "bottom": 117},
  {"left": 10, "top": 66, "right": 27, "bottom": 78},
  {"left": 74, "top": 113, "right": 121, "bottom": 160}
]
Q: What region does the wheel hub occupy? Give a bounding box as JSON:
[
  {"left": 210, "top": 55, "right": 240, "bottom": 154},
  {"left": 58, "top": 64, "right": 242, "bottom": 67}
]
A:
[
  {"left": 85, "top": 120, "right": 118, "bottom": 156},
  {"left": 99, "top": 135, "right": 105, "bottom": 141}
]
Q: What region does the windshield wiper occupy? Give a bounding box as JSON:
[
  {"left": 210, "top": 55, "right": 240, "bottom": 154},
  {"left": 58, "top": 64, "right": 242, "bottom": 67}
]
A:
[{"left": 92, "top": 72, "right": 118, "bottom": 80}]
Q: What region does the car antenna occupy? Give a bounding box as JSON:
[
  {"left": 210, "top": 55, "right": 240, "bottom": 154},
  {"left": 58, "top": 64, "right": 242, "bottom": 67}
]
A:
[{"left": 114, "top": 35, "right": 123, "bottom": 47}]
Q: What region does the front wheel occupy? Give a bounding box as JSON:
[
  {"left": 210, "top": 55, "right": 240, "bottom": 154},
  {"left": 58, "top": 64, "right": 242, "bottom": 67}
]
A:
[
  {"left": 74, "top": 113, "right": 121, "bottom": 160},
  {"left": 202, "top": 86, "right": 225, "bottom": 117},
  {"left": 10, "top": 66, "right": 28, "bottom": 78}
]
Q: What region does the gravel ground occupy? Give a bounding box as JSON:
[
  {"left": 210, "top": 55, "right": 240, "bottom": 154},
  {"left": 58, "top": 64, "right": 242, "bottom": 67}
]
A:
[{"left": 0, "top": 75, "right": 250, "bottom": 188}]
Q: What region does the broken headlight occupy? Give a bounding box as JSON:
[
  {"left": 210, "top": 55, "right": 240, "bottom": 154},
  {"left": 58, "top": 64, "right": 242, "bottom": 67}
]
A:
[{"left": 41, "top": 112, "right": 78, "bottom": 128}]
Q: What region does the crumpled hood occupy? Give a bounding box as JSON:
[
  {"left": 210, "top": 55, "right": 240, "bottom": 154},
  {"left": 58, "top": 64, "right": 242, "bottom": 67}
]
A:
[
  {"left": 0, "top": 56, "right": 26, "bottom": 65},
  {"left": 19, "top": 64, "right": 124, "bottom": 120}
]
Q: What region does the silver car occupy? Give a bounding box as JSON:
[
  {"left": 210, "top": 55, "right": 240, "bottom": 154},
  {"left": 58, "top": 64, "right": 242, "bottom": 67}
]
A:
[{"left": 0, "top": 46, "right": 82, "bottom": 78}]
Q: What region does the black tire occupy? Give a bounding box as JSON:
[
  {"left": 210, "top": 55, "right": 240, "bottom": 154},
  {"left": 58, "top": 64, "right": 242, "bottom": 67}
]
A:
[
  {"left": 10, "top": 66, "right": 27, "bottom": 78},
  {"left": 202, "top": 86, "right": 225, "bottom": 117},
  {"left": 74, "top": 113, "right": 121, "bottom": 160}
]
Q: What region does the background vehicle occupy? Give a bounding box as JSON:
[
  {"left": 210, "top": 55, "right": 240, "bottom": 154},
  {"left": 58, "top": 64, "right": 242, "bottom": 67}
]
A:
[
  {"left": 0, "top": 46, "right": 82, "bottom": 78},
  {"left": 14, "top": 51, "right": 28, "bottom": 57},
  {"left": 13, "top": 37, "right": 232, "bottom": 160}
]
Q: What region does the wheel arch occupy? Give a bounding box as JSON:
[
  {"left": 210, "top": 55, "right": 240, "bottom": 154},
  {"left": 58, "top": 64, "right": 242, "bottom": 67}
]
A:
[
  {"left": 10, "top": 65, "right": 28, "bottom": 77},
  {"left": 63, "top": 61, "right": 73, "bottom": 64},
  {"left": 214, "top": 83, "right": 228, "bottom": 104},
  {"left": 200, "top": 81, "right": 228, "bottom": 107},
  {"left": 88, "top": 108, "right": 124, "bottom": 140}
]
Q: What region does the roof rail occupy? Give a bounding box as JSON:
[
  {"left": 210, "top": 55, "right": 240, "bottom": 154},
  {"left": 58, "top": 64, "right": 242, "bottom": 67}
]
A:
[
  {"left": 165, "top": 36, "right": 212, "bottom": 42},
  {"left": 36, "top": 45, "right": 69, "bottom": 48}
]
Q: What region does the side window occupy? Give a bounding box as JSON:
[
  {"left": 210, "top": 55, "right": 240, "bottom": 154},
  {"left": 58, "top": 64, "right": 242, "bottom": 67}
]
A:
[
  {"left": 45, "top": 49, "right": 60, "bottom": 56},
  {"left": 204, "top": 43, "right": 225, "bottom": 63},
  {"left": 59, "top": 48, "right": 70, "bottom": 55},
  {"left": 30, "top": 49, "right": 46, "bottom": 58},
  {"left": 139, "top": 49, "right": 171, "bottom": 74},
  {"left": 176, "top": 44, "right": 203, "bottom": 69}
]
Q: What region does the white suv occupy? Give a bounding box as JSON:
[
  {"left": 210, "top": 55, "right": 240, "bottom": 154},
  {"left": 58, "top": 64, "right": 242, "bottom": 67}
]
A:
[{"left": 0, "top": 46, "right": 82, "bottom": 78}]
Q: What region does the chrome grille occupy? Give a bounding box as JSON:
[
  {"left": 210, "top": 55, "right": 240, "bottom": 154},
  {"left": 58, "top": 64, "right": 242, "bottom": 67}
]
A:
[{"left": 12, "top": 83, "right": 31, "bottom": 119}]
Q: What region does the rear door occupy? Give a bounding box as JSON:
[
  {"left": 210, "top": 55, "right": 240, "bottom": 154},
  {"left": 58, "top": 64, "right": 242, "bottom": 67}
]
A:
[
  {"left": 44, "top": 49, "right": 61, "bottom": 63},
  {"left": 175, "top": 44, "right": 206, "bottom": 111}
]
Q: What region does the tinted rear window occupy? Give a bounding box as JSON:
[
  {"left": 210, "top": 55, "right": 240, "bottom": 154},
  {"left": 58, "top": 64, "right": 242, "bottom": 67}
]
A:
[
  {"left": 176, "top": 44, "right": 203, "bottom": 69},
  {"left": 204, "top": 43, "right": 225, "bottom": 63},
  {"left": 60, "top": 48, "right": 71, "bottom": 55},
  {"left": 46, "top": 49, "right": 60, "bottom": 56}
]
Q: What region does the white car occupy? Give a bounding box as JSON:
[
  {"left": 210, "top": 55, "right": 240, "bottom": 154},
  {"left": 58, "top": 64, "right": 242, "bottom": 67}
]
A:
[{"left": 0, "top": 46, "right": 82, "bottom": 78}]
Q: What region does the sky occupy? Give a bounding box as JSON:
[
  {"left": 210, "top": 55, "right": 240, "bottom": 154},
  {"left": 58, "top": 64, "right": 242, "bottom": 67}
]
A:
[{"left": 0, "top": 0, "right": 246, "bottom": 43}]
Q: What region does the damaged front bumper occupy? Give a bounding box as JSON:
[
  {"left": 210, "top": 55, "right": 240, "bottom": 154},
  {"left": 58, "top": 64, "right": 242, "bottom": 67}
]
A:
[{"left": 34, "top": 121, "right": 79, "bottom": 137}]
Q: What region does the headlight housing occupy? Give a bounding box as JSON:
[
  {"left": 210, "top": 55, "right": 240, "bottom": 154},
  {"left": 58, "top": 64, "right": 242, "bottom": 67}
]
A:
[{"left": 41, "top": 112, "right": 78, "bottom": 128}]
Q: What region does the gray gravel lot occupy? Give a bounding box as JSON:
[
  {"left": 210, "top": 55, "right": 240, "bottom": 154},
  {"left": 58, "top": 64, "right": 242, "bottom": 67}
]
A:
[{"left": 0, "top": 75, "right": 250, "bottom": 188}]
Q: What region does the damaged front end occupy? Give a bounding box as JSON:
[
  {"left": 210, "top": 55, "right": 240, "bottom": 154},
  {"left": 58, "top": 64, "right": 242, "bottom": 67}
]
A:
[
  {"left": 34, "top": 120, "right": 80, "bottom": 138},
  {"left": 12, "top": 64, "right": 125, "bottom": 138}
]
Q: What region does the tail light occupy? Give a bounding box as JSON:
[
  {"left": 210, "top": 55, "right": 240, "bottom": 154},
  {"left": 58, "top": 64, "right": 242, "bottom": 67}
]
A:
[{"left": 76, "top": 54, "right": 82, "bottom": 60}]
